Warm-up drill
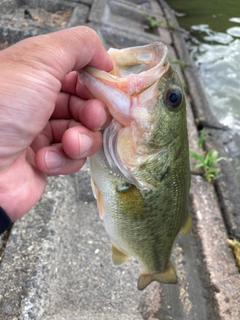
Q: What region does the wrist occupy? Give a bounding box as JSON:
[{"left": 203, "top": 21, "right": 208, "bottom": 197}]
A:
[
  {"left": 0, "top": 186, "right": 27, "bottom": 223},
  {"left": 0, "top": 206, "right": 12, "bottom": 234},
  {"left": 0, "top": 154, "right": 47, "bottom": 224}
]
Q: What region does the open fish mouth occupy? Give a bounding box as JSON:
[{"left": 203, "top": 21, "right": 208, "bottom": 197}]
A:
[
  {"left": 78, "top": 42, "right": 169, "bottom": 127},
  {"left": 108, "top": 42, "right": 168, "bottom": 79},
  {"left": 78, "top": 43, "right": 171, "bottom": 189},
  {"left": 78, "top": 42, "right": 173, "bottom": 190}
]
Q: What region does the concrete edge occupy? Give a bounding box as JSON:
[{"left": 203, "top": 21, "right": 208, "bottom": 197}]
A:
[{"left": 190, "top": 175, "right": 240, "bottom": 320}]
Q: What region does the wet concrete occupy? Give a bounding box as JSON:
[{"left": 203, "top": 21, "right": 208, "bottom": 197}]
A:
[{"left": 0, "top": 0, "right": 240, "bottom": 319}]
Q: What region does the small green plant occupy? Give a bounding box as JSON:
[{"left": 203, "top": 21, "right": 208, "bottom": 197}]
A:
[
  {"left": 140, "top": 11, "right": 162, "bottom": 27},
  {"left": 167, "top": 21, "right": 177, "bottom": 30},
  {"left": 227, "top": 239, "right": 240, "bottom": 272},
  {"left": 198, "top": 128, "right": 205, "bottom": 149},
  {"left": 170, "top": 58, "right": 185, "bottom": 69},
  {"left": 190, "top": 150, "right": 227, "bottom": 183},
  {"left": 147, "top": 16, "right": 163, "bottom": 28}
]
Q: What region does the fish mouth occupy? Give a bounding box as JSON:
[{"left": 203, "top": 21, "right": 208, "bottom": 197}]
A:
[
  {"left": 78, "top": 43, "right": 170, "bottom": 190},
  {"left": 95, "top": 42, "right": 169, "bottom": 88},
  {"left": 78, "top": 42, "right": 169, "bottom": 126}
]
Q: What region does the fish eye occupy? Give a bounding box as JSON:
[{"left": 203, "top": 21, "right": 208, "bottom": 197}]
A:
[{"left": 164, "top": 86, "right": 183, "bottom": 110}]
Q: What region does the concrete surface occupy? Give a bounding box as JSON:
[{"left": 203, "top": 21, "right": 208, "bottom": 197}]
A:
[{"left": 0, "top": 0, "right": 240, "bottom": 319}]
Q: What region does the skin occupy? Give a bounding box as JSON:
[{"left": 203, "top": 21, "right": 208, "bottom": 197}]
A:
[{"left": 0, "top": 26, "right": 113, "bottom": 222}]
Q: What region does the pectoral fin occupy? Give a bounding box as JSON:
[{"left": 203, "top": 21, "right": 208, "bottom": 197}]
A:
[
  {"left": 137, "top": 261, "right": 178, "bottom": 291},
  {"left": 180, "top": 212, "right": 192, "bottom": 235},
  {"left": 116, "top": 184, "right": 146, "bottom": 218},
  {"left": 112, "top": 244, "right": 130, "bottom": 265},
  {"left": 90, "top": 178, "right": 98, "bottom": 199},
  {"left": 91, "top": 178, "right": 105, "bottom": 219}
]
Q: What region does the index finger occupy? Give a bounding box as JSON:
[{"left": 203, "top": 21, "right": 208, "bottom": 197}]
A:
[{"left": 2, "top": 26, "right": 113, "bottom": 82}]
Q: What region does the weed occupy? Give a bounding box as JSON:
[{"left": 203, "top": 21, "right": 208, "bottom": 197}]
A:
[
  {"left": 227, "top": 239, "right": 240, "bottom": 272},
  {"left": 167, "top": 21, "right": 177, "bottom": 30},
  {"left": 140, "top": 10, "right": 163, "bottom": 29},
  {"left": 190, "top": 128, "right": 227, "bottom": 183},
  {"left": 198, "top": 128, "right": 205, "bottom": 149},
  {"left": 147, "top": 16, "right": 163, "bottom": 28},
  {"left": 190, "top": 150, "right": 227, "bottom": 183}
]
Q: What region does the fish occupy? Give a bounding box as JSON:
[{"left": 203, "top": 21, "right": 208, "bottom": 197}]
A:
[{"left": 78, "top": 42, "right": 191, "bottom": 290}]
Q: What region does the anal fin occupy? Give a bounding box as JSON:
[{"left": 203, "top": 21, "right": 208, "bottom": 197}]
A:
[
  {"left": 180, "top": 211, "right": 192, "bottom": 235},
  {"left": 112, "top": 244, "right": 129, "bottom": 265},
  {"left": 137, "top": 261, "right": 178, "bottom": 291}
]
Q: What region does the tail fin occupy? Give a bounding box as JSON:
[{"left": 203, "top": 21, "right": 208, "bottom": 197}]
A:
[{"left": 137, "top": 261, "right": 178, "bottom": 291}]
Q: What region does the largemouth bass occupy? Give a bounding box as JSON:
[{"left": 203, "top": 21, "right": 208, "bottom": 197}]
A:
[{"left": 79, "top": 42, "right": 191, "bottom": 290}]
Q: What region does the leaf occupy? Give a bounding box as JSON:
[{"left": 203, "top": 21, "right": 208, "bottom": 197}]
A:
[
  {"left": 215, "top": 156, "right": 228, "bottom": 163},
  {"left": 204, "top": 152, "right": 212, "bottom": 165},
  {"left": 198, "top": 129, "right": 205, "bottom": 149},
  {"left": 147, "top": 16, "right": 163, "bottom": 28},
  {"left": 211, "top": 150, "right": 219, "bottom": 160},
  {"left": 194, "top": 163, "right": 204, "bottom": 169},
  {"left": 190, "top": 149, "right": 226, "bottom": 183},
  {"left": 190, "top": 151, "right": 204, "bottom": 162},
  {"left": 207, "top": 167, "right": 218, "bottom": 173}
]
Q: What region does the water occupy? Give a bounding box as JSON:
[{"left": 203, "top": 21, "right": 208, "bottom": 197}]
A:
[{"left": 167, "top": 0, "right": 240, "bottom": 182}]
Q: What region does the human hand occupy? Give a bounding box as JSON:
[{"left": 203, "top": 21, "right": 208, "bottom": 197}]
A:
[{"left": 0, "top": 27, "right": 113, "bottom": 223}]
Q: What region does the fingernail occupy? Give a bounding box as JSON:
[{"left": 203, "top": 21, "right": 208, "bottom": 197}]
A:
[
  {"left": 45, "top": 151, "right": 63, "bottom": 170},
  {"left": 79, "top": 133, "right": 93, "bottom": 156}
]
